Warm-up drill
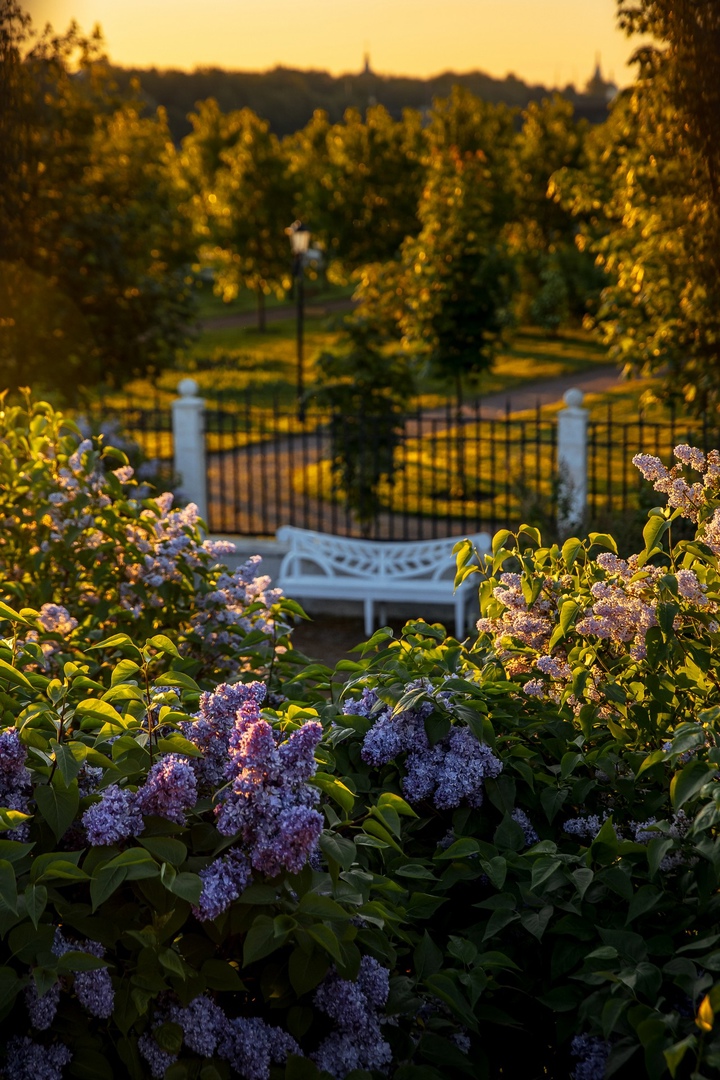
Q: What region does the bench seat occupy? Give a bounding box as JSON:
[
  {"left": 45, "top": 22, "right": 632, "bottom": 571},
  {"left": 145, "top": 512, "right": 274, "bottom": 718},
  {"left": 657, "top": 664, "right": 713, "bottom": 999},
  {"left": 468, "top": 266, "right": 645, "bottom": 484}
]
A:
[{"left": 275, "top": 526, "right": 491, "bottom": 638}]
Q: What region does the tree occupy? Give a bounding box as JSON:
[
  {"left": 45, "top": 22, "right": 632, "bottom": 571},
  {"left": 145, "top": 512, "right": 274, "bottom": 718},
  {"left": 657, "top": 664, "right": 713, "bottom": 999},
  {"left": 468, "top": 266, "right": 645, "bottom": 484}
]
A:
[
  {"left": 553, "top": 0, "right": 720, "bottom": 414},
  {"left": 401, "top": 147, "right": 517, "bottom": 413},
  {"left": 511, "top": 95, "right": 603, "bottom": 329},
  {"left": 288, "top": 104, "right": 425, "bottom": 278},
  {"left": 314, "top": 320, "right": 413, "bottom": 529},
  {"left": 0, "top": 4, "right": 196, "bottom": 395},
  {"left": 186, "top": 106, "right": 296, "bottom": 330}
]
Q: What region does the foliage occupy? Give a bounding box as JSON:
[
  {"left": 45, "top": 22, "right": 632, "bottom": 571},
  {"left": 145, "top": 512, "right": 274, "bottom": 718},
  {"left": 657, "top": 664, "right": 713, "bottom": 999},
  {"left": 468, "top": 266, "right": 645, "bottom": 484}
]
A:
[
  {"left": 400, "top": 145, "right": 517, "bottom": 416},
  {"left": 313, "top": 320, "right": 414, "bottom": 527},
  {"left": 180, "top": 102, "right": 297, "bottom": 331},
  {"left": 288, "top": 105, "right": 425, "bottom": 278},
  {"left": 0, "top": 6, "right": 196, "bottom": 397},
  {"left": 3, "top": 393, "right": 720, "bottom": 1077},
  {"left": 554, "top": 1, "right": 720, "bottom": 415},
  {"left": 0, "top": 393, "right": 297, "bottom": 685}
]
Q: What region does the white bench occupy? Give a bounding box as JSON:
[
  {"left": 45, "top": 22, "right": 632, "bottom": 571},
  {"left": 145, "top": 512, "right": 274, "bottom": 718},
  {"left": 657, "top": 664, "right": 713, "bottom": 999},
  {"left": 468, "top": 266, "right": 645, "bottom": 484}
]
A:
[{"left": 275, "top": 526, "right": 491, "bottom": 639}]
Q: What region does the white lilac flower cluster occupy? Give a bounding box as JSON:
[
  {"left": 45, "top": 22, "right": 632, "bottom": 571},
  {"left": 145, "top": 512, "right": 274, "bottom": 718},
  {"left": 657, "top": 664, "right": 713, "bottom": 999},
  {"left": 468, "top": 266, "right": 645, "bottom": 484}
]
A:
[
  {"left": 183, "top": 681, "right": 324, "bottom": 921},
  {"left": 82, "top": 754, "right": 197, "bottom": 845},
  {"left": 137, "top": 994, "right": 299, "bottom": 1079},
  {"left": 0, "top": 727, "right": 32, "bottom": 841},
  {"left": 313, "top": 956, "right": 392, "bottom": 1078},
  {"left": 351, "top": 687, "right": 502, "bottom": 809}
]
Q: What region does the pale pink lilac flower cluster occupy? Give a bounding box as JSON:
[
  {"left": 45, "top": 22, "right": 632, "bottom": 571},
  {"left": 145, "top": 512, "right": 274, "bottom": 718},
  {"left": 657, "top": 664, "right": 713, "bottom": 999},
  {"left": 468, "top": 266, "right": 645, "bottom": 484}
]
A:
[
  {"left": 354, "top": 688, "right": 502, "bottom": 809},
  {"left": 52, "top": 929, "right": 114, "bottom": 1019},
  {"left": 188, "top": 555, "right": 284, "bottom": 678},
  {"left": 36, "top": 604, "right": 78, "bottom": 635},
  {"left": 632, "top": 444, "right": 720, "bottom": 522},
  {"left": 476, "top": 572, "right": 557, "bottom": 675},
  {"left": 313, "top": 957, "right": 392, "bottom": 1079},
  {"left": 571, "top": 1034, "right": 610, "bottom": 1080},
  {"left": 182, "top": 681, "right": 263, "bottom": 788},
  {"left": 0, "top": 727, "right": 32, "bottom": 840},
  {"left": 3, "top": 1037, "right": 72, "bottom": 1080}
]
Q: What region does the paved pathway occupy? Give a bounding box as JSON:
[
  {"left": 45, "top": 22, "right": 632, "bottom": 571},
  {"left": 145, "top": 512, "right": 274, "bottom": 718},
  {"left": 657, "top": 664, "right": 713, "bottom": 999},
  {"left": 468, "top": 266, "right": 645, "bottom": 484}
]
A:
[{"left": 472, "top": 363, "right": 623, "bottom": 417}]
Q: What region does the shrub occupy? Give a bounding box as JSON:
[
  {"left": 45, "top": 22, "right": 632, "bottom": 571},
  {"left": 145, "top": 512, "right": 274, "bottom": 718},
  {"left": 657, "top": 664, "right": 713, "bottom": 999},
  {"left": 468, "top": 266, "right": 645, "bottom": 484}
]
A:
[{"left": 2, "top": 394, "right": 720, "bottom": 1080}]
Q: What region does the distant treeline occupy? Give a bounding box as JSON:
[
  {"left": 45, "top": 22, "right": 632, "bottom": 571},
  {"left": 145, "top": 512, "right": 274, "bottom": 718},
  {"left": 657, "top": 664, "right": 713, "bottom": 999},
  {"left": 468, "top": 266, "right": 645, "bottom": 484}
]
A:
[{"left": 111, "top": 63, "right": 612, "bottom": 141}]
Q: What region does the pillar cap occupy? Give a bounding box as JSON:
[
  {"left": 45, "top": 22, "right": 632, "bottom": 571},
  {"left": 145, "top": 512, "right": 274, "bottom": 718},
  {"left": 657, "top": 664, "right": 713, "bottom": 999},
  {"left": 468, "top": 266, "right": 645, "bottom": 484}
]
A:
[
  {"left": 177, "top": 377, "right": 200, "bottom": 397},
  {"left": 563, "top": 388, "right": 584, "bottom": 408}
]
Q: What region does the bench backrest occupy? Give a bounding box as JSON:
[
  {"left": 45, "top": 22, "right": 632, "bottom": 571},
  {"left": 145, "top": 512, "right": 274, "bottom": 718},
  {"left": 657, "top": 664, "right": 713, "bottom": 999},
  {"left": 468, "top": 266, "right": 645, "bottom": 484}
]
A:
[{"left": 276, "top": 526, "right": 490, "bottom": 582}]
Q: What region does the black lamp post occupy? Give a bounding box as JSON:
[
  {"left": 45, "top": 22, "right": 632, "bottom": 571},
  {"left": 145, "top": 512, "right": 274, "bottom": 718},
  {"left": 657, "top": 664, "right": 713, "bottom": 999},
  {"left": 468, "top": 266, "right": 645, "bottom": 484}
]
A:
[{"left": 286, "top": 220, "right": 311, "bottom": 422}]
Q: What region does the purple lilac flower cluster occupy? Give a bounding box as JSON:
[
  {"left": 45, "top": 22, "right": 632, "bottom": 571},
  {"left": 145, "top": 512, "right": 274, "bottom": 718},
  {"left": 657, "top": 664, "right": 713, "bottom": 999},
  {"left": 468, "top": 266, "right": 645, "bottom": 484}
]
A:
[
  {"left": 182, "top": 682, "right": 266, "bottom": 788},
  {"left": 3, "top": 1037, "right": 72, "bottom": 1080},
  {"left": 193, "top": 848, "right": 251, "bottom": 922},
  {"left": 511, "top": 808, "right": 539, "bottom": 846},
  {"left": 0, "top": 726, "right": 32, "bottom": 840},
  {"left": 570, "top": 1034, "right": 610, "bottom": 1080},
  {"left": 138, "top": 995, "right": 299, "bottom": 1079},
  {"left": 52, "top": 929, "right": 114, "bottom": 1019},
  {"left": 83, "top": 750, "right": 200, "bottom": 845},
  {"left": 134, "top": 754, "right": 197, "bottom": 823},
  {"left": 213, "top": 681, "right": 324, "bottom": 878},
  {"left": 25, "top": 981, "right": 61, "bottom": 1031},
  {"left": 352, "top": 686, "right": 502, "bottom": 809},
  {"left": 313, "top": 956, "right": 392, "bottom": 1079}
]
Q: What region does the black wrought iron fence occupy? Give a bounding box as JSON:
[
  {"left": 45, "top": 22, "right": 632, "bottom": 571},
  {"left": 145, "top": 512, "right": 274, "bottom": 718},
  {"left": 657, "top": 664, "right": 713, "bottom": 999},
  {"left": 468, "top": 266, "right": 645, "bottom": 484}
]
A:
[
  {"left": 204, "top": 398, "right": 557, "bottom": 539},
  {"left": 587, "top": 407, "right": 718, "bottom": 521}
]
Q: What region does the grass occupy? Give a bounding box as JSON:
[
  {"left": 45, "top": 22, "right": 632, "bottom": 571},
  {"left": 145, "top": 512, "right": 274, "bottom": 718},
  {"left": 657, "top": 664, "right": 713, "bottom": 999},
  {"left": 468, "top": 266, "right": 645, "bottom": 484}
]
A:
[{"left": 192, "top": 279, "right": 355, "bottom": 321}]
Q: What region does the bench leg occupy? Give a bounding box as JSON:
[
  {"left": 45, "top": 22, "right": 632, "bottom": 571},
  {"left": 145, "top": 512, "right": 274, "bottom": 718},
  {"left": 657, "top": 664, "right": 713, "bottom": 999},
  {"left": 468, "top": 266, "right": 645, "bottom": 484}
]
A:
[
  {"left": 364, "top": 598, "right": 374, "bottom": 638},
  {"left": 455, "top": 596, "right": 464, "bottom": 640},
  {"left": 379, "top": 603, "right": 387, "bottom": 627}
]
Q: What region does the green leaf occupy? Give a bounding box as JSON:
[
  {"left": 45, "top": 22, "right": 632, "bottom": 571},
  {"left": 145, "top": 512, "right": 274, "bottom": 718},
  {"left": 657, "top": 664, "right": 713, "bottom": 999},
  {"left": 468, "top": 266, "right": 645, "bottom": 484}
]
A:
[
  {"left": 153, "top": 671, "right": 199, "bottom": 692},
  {"left": 75, "top": 698, "right": 128, "bottom": 729},
  {"left": 0, "top": 601, "right": 31, "bottom": 626},
  {"left": 530, "top": 857, "right": 562, "bottom": 892},
  {"left": 111, "top": 660, "right": 141, "bottom": 685},
  {"left": 201, "top": 958, "right": 244, "bottom": 991},
  {"left": 414, "top": 931, "right": 443, "bottom": 979},
  {"left": 377, "top": 792, "right": 418, "bottom": 818},
  {"left": 147, "top": 635, "right": 180, "bottom": 657},
  {"left": 168, "top": 872, "right": 202, "bottom": 904},
  {"left": 310, "top": 775, "right": 356, "bottom": 814},
  {"left": 0, "top": 659, "right": 32, "bottom": 689},
  {"left": 670, "top": 761, "right": 717, "bottom": 810},
  {"left": 90, "top": 868, "right": 127, "bottom": 911},
  {"left": 155, "top": 735, "right": 202, "bottom": 758},
  {"left": 57, "top": 950, "right": 108, "bottom": 972},
  {"left": 559, "top": 599, "right": 580, "bottom": 637},
  {"left": 288, "top": 947, "right": 329, "bottom": 996},
  {"left": 664, "top": 1037, "right": 696, "bottom": 1079},
  {"left": 492, "top": 530, "right": 512, "bottom": 555},
  {"left": 0, "top": 966, "right": 21, "bottom": 1013},
  {"left": 297, "top": 893, "right": 348, "bottom": 922},
  {"left": 626, "top": 885, "right": 661, "bottom": 924},
  {"left": 33, "top": 776, "right": 79, "bottom": 841},
  {"left": 319, "top": 833, "right": 357, "bottom": 871},
  {"left": 24, "top": 884, "right": 47, "bottom": 928},
  {"left": 572, "top": 867, "right": 593, "bottom": 900},
  {"left": 51, "top": 740, "right": 87, "bottom": 786},
  {"left": 434, "top": 838, "right": 480, "bottom": 861},
  {"left": 424, "top": 973, "right": 477, "bottom": 1030},
  {"left": 0, "top": 860, "right": 17, "bottom": 915},
  {"left": 643, "top": 514, "right": 670, "bottom": 553},
  {"left": 86, "top": 634, "right": 140, "bottom": 653},
  {"left": 520, "top": 905, "right": 553, "bottom": 940},
  {"left": 243, "top": 916, "right": 281, "bottom": 964},
  {"left": 306, "top": 923, "right": 344, "bottom": 965},
  {"left": 588, "top": 532, "right": 618, "bottom": 553},
  {"left": 562, "top": 537, "right": 584, "bottom": 571},
  {"left": 395, "top": 863, "right": 437, "bottom": 881},
  {"left": 138, "top": 837, "right": 188, "bottom": 865}
]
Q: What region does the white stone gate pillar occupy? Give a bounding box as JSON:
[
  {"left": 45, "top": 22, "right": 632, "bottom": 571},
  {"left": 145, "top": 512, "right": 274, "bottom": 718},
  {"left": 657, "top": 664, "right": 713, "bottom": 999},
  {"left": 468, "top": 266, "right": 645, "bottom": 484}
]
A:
[
  {"left": 557, "top": 388, "right": 588, "bottom": 537},
  {"left": 172, "top": 378, "right": 207, "bottom": 522}
]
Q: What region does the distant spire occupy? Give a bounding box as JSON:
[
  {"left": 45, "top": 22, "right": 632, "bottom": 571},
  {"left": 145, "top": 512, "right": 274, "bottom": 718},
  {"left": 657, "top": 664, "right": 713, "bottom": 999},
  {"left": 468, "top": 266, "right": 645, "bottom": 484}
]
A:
[{"left": 363, "top": 51, "right": 372, "bottom": 76}]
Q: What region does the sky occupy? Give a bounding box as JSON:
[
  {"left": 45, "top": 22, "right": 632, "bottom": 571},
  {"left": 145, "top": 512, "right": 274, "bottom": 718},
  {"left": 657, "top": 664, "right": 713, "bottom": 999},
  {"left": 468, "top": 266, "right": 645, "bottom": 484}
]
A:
[{"left": 24, "top": 0, "right": 642, "bottom": 89}]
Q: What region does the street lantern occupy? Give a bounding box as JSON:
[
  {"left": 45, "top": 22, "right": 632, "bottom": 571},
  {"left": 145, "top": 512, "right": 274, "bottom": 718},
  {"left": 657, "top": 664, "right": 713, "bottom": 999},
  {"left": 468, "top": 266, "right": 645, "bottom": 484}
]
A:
[{"left": 286, "top": 220, "right": 311, "bottom": 422}]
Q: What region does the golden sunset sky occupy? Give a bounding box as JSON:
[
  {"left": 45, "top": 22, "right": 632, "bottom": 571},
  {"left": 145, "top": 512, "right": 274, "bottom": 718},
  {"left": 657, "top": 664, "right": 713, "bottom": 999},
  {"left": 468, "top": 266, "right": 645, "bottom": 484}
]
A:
[{"left": 24, "top": 0, "right": 641, "bottom": 88}]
